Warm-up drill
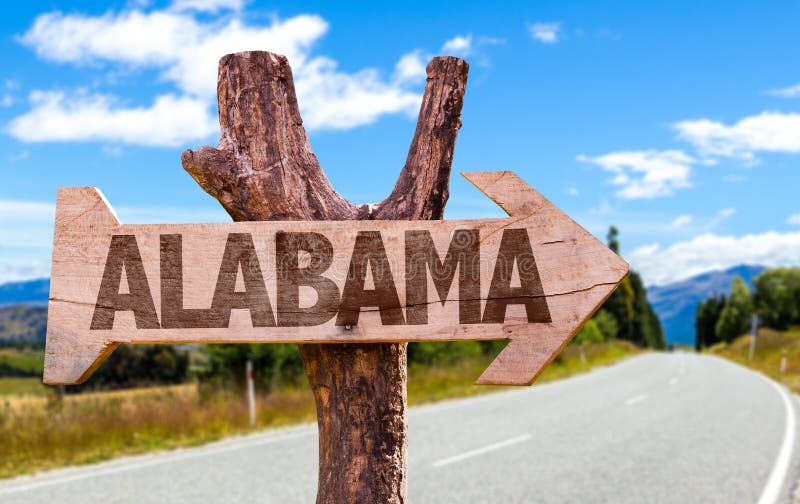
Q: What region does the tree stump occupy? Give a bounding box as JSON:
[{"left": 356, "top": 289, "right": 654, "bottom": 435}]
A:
[{"left": 182, "top": 51, "right": 468, "bottom": 503}]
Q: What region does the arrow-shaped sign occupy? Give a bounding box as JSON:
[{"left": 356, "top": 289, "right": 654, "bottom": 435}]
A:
[{"left": 44, "top": 171, "right": 627, "bottom": 386}]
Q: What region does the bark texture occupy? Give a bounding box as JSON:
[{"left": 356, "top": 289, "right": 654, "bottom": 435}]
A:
[{"left": 182, "top": 51, "right": 468, "bottom": 503}]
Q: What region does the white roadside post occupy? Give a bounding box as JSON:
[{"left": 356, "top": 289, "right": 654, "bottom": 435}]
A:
[
  {"left": 749, "top": 314, "right": 759, "bottom": 363},
  {"left": 781, "top": 349, "right": 788, "bottom": 374},
  {"left": 246, "top": 360, "right": 256, "bottom": 427}
]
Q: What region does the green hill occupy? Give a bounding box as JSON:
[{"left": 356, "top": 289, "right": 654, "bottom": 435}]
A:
[{"left": 0, "top": 305, "right": 47, "bottom": 347}]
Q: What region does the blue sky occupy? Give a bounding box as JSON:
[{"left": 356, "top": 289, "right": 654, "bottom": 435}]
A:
[{"left": 1, "top": 0, "right": 800, "bottom": 286}]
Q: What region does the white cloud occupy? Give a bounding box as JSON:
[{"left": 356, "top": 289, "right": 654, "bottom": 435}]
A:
[
  {"left": 9, "top": 91, "right": 216, "bottom": 147},
  {"left": 717, "top": 207, "right": 736, "bottom": 218},
  {"left": 12, "top": 5, "right": 428, "bottom": 146},
  {"left": 0, "top": 200, "right": 54, "bottom": 222},
  {"left": 671, "top": 214, "right": 692, "bottom": 229},
  {"left": 442, "top": 34, "right": 503, "bottom": 67},
  {"left": 528, "top": 22, "right": 561, "bottom": 44},
  {"left": 1, "top": 94, "right": 13, "bottom": 107},
  {"left": 566, "top": 187, "right": 579, "bottom": 196},
  {"left": 170, "top": 0, "right": 244, "bottom": 13},
  {"left": 19, "top": 10, "right": 208, "bottom": 69},
  {"left": 442, "top": 34, "right": 472, "bottom": 56},
  {"left": 629, "top": 231, "right": 800, "bottom": 285},
  {"left": 767, "top": 83, "right": 800, "bottom": 98},
  {"left": 577, "top": 149, "right": 694, "bottom": 199},
  {"left": 293, "top": 58, "right": 421, "bottom": 130},
  {"left": 788, "top": 213, "right": 800, "bottom": 226},
  {"left": 0, "top": 260, "right": 50, "bottom": 284},
  {"left": 394, "top": 50, "right": 428, "bottom": 83},
  {"left": 674, "top": 112, "right": 800, "bottom": 159}
]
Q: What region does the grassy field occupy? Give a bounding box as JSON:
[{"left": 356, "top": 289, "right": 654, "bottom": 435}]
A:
[
  {"left": 0, "top": 347, "right": 47, "bottom": 397},
  {"left": 0, "top": 347, "right": 44, "bottom": 377},
  {"left": 0, "top": 340, "right": 639, "bottom": 479},
  {"left": 709, "top": 326, "right": 800, "bottom": 392},
  {"left": 0, "top": 377, "right": 46, "bottom": 396}
]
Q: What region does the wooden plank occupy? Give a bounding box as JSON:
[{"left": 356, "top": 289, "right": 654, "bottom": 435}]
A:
[{"left": 44, "top": 171, "right": 627, "bottom": 386}]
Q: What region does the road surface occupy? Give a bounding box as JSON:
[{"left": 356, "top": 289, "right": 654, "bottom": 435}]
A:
[{"left": 1, "top": 353, "right": 798, "bottom": 503}]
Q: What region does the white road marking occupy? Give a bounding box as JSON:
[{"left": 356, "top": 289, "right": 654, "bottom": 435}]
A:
[
  {"left": 432, "top": 434, "right": 531, "bottom": 468},
  {"left": 0, "top": 429, "right": 313, "bottom": 495},
  {"left": 625, "top": 394, "right": 649, "bottom": 406},
  {"left": 669, "top": 378, "right": 678, "bottom": 385},
  {"left": 756, "top": 376, "right": 797, "bottom": 504}
]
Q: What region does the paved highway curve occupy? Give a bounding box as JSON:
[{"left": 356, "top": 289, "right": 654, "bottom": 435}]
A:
[{"left": 2, "top": 353, "right": 799, "bottom": 503}]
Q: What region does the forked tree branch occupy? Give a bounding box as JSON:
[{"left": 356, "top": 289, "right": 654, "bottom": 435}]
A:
[
  {"left": 181, "top": 51, "right": 468, "bottom": 222},
  {"left": 181, "top": 50, "right": 468, "bottom": 504},
  {"left": 372, "top": 57, "right": 468, "bottom": 220}
]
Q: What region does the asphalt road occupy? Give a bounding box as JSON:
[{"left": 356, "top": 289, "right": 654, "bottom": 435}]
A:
[{"left": 2, "top": 353, "right": 798, "bottom": 503}]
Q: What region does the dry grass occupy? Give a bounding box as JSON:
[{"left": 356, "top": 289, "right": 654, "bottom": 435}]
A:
[
  {"left": 408, "top": 340, "right": 640, "bottom": 405},
  {"left": 0, "top": 340, "right": 638, "bottom": 479},
  {"left": 0, "top": 384, "right": 316, "bottom": 478},
  {"left": 0, "top": 377, "right": 46, "bottom": 397},
  {"left": 709, "top": 326, "right": 800, "bottom": 392}
]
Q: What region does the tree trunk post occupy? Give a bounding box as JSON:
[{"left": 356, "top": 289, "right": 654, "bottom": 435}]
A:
[{"left": 182, "top": 51, "right": 468, "bottom": 503}]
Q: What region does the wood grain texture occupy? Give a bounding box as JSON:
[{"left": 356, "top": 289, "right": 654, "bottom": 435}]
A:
[
  {"left": 461, "top": 171, "right": 628, "bottom": 385},
  {"left": 45, "top": 172, "right": 627, "bottom": 384},
  {"left": 180, "top": 51, "right": 468, "bottom": 504}
]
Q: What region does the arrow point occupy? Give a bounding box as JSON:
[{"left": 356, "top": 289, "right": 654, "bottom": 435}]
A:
[
  {"left": 46, "top": 188, "right": 121, "bottom": 385},
  {"left": 475, "top": 266, "right": 627, "bottom": 386},
  {"left": 474, "top": 326, "right": 570, "bottom": 386},
  {"left": 462, "top": 171, "right": 554, "bottom": 218}
]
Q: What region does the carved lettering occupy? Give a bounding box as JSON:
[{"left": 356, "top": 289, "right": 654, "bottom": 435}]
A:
[
  {"left": 276, "top": 232, "right": 340, "bottom": 327},
  {"left": 91, "top": 235, "right": 159, "bottom": 329},
  {"left": 482, "top": 228, "right": 551, "bottom": 324},
  {"left": 336, "top": 231, "right": 404, "bottom": 326},
  {"left": 210, "top": 233, "right": 275, "bottom": 327},
  {"left": 405, "top": 229, "right": 481, "bottom": 324}
]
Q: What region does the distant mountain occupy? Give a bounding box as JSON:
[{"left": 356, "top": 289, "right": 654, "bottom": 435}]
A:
[
  {"left": 0, "top": 278, "right": 49, "bottom": 346},
  {"left": 0, "top": 278, "right": 49, "bottom": 306},
  {"left": 0, "top": 305, "right": 47, "bottom": 346},
  {"left": 648, "top": 265, "right": 767, "bottom": 346}
]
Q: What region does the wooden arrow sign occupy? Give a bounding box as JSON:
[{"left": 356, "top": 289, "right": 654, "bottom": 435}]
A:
[{"left": 44, "top": 171, "right": 627, "bottom": 386}]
